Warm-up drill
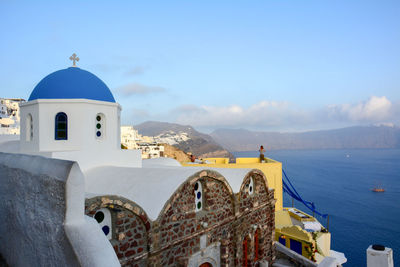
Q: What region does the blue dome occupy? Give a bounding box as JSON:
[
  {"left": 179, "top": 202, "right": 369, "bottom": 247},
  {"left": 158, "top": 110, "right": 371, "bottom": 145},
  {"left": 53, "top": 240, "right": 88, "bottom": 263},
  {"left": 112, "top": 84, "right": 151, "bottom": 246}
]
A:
[{"left": 29, "top": 67, "right": 115, "bottom": 102}]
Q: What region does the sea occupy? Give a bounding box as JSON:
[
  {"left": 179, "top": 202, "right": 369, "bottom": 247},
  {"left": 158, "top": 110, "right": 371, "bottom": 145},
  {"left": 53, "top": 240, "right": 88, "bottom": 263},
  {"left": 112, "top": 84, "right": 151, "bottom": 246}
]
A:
[{"left": 233, "top": 149, "right": 400, "bottom": 267}]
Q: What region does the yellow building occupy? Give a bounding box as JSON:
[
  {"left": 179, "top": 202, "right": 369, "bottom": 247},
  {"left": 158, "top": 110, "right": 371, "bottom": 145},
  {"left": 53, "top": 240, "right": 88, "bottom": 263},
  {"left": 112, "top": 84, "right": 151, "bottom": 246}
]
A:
[
  {"left": 183, "top": 157, "right": 283, "bottom": 211},
  {"left": 182, "top": 157, "right": 345, "bottom": 264}
]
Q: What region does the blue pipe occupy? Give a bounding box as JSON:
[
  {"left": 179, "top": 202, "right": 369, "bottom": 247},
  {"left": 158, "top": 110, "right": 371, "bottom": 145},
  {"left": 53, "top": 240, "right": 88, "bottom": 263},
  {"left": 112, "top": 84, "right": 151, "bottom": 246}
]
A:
[{"left": 282, "top": 169, "right": 328, "bottom": 218}]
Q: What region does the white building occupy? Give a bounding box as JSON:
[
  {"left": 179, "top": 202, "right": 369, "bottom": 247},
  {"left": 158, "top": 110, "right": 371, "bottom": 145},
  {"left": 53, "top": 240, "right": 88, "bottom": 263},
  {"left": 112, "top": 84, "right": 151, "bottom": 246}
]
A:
[
  {"left": 0, "top": 98, "right": 25, "bottom": 135},
  {"left": 137, "top": 142, "right": 165, "bottom": 159},
  {"left": 121, "top": 125, "right": 165, "bottom": 158},
  {"left": 120, "top": 125, "right": 140, "bottom": 149},
  {"left": 17, "top": 65, "right": 141, "bottom": 171}
]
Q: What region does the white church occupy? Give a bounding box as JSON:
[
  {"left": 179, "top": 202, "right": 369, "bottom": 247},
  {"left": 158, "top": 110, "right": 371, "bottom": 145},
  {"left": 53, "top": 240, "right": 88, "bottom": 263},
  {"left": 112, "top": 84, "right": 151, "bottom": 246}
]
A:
[
  {"left": 18, "top": 55, "right": 141, "bottom": 171},
  {"left": 0, "top": 55, "right": 278, "bottom": 267}
]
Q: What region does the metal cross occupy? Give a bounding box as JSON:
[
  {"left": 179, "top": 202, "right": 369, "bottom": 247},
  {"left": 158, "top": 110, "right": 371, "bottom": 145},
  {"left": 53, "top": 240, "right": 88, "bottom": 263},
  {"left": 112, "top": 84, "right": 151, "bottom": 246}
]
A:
[{"left": 69, "top": 53, "right": 79, "bottom": 67}]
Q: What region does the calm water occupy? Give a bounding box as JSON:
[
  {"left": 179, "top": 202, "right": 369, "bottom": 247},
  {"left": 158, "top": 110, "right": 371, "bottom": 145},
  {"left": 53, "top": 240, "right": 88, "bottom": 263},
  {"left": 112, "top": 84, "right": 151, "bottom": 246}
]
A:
[{"left": 234, "top": 149, "right": 400, "bottom": 267}]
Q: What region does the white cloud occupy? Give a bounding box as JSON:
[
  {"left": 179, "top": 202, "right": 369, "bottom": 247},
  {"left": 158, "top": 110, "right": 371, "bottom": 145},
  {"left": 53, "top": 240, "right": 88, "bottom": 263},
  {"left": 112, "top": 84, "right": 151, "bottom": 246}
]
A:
[
  {"left": 327, "top": 96, "right": 392, "bottom": 122},
  {"left": 117, "top": 82, "right": 166, "bottom": 96},
  {"left": 172, "top": 100, "right": 310, "bottom": 130},
  {"left": 168, "top": 96, "right": 398, "bottom": 131}
]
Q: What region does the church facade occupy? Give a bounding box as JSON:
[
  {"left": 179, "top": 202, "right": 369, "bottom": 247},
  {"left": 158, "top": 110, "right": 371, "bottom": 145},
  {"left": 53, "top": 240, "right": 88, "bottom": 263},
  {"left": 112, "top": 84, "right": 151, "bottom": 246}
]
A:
[{"left": 0, "top": 56, "right": 275, "bottom": 267}]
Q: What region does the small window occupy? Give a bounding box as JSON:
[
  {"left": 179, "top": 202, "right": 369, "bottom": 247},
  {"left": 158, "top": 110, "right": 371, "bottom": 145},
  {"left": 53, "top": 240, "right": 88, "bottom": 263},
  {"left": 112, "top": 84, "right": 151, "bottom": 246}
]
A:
[
  {"left": 55, "top": 112, "right": 68, "bottom": 140},
  {"left": 248, "top": 177, "right": 254, "bottom": 195},
  {"left": 194, "top": 181, "right": 203, "bottom": 212},
  {"left": 26, "top": 114, "right": 33, "bottom": 141},
  {"left": 94, "top": 208, "right": 112, "bottom": 240},
  {"left": 95, "top": 113, "right": 105, "bottom": 139}
]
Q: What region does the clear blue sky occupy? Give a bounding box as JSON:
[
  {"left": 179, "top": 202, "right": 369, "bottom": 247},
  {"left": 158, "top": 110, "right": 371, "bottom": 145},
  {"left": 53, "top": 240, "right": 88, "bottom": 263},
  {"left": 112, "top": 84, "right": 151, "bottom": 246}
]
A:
[{"left": 1, "top": 1, "right": 399, "bottom": 132}]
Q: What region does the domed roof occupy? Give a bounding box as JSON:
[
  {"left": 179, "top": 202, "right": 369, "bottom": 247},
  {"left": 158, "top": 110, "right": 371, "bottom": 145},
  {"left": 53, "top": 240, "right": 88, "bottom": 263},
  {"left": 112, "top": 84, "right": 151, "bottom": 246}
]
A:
[{"left": 29, "top": 67, "right": 116, "bottom": 103}]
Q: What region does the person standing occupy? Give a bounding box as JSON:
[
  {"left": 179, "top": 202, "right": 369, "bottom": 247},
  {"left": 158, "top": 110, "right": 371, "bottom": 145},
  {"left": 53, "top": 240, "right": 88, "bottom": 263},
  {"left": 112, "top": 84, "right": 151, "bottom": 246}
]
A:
[{"left": 259, "top": 145, "right": 266, "bottom": 162}]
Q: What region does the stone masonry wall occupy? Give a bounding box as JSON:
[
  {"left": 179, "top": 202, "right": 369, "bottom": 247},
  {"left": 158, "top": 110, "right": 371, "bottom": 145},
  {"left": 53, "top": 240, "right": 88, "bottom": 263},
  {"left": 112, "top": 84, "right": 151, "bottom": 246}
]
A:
[
  {"left": 86, "top": 169, "right": 275, "bottom": 267},
  {"left": 85, "top": 196, "right": 150, "bottom": 267},
  {"left": 236, "top": 172, "right": 276, "bottom": 265},
  {"left": 149, "top": 170, "right": 236, "bottom": 266}
]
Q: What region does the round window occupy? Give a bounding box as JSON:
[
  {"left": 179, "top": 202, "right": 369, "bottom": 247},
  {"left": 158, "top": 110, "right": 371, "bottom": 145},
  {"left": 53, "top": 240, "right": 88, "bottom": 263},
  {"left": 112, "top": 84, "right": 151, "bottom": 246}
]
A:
[
  {"left": 95, "top": 211, "right": 104, "bottom": 223},
  {"left": 102, "top": 225, "right": 110, "bottom": 235}
]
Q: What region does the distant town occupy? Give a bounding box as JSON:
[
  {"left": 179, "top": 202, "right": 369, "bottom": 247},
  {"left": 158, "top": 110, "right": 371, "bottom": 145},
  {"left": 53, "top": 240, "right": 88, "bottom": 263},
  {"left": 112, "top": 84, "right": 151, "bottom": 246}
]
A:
[{"left": 0, "top": 98, "right": 193, "bottom": 160}]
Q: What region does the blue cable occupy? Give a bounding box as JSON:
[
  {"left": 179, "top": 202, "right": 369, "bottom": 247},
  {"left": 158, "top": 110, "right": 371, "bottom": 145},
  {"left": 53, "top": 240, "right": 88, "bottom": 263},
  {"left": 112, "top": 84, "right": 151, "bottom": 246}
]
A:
[{"left": 282, "top": 169, "right": 328, "bottom": 218}]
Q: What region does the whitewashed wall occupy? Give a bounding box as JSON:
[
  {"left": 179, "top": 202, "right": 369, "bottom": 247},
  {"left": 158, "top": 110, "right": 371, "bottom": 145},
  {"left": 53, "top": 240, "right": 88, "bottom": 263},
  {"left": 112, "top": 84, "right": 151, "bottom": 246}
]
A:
[{"left": 0, "top": 152, "right": 120, "bottom": 267}]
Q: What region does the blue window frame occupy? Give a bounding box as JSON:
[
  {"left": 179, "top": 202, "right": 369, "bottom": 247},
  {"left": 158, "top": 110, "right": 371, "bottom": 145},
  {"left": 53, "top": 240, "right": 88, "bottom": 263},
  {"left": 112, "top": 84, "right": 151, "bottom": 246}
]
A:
[{"left": 55, "top": 112, "right": 68, "bottom": 140}]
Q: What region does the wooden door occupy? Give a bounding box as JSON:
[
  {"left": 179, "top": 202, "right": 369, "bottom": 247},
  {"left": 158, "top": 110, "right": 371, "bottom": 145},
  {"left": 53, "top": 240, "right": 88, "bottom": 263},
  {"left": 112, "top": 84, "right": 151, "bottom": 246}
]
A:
[
  {"left": 243, "top": 238, "right": 248, "bottom": 267},
  {"left": 254, "top": 229, "right": 259, "bottom": 261}
]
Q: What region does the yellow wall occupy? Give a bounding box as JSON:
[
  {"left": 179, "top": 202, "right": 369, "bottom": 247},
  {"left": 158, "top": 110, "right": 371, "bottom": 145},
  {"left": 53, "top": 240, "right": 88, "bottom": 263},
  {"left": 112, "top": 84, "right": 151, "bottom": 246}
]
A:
[
  {"left": 182, "top": 157, "right": 283, "bottom": 211},
  {"left": 275, "top": 227, "right": 315, "bottom": 259},
  {"left": 204, "top": 158, "right": 229, "bottom": 164},
  {"left": 275, "top": 210, "right": 293, "bottom": 229},
  {"left": 315, "top": 232, "right": 331, "bottom": 257}
]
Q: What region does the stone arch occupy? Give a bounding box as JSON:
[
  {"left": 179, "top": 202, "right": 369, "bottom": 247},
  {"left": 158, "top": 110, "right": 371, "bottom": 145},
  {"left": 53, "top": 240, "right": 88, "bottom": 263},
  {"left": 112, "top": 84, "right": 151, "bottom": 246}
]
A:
[
  {"left": 85, "top": 195, "right": 151, "bottom": 266},
  {"left": 187, "top": 242, "right": 221, "bottom": 267},
  {"left": 238, "top": 170, "right": 271, "bottom": 214},
  {"left": 154, "top": 170, "right": 235, "bottom": 266},
  {"left": 239, "top": 169, "right": 269, "bottom": 196},
  {"left": 86, "top": 195, "right": 151, "bottom": 231},
  {"left": 198, "top": 259, "right": 217, "bottom": 267},
  {"left": 156, "top": 169, "right": 235, "bottom": 222}
]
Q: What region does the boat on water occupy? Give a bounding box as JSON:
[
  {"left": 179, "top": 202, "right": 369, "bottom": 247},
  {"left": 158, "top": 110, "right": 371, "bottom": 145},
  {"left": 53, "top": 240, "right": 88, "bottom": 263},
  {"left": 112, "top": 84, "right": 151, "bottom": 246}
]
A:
[{"left": 372, "top": 187, "right": 385, "bottom": 192}]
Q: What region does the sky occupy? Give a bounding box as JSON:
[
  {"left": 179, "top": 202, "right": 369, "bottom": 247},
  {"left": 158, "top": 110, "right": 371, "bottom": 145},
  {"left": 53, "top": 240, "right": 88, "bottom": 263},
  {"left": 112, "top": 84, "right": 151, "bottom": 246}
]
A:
[{"left": 1, "top": 0, "right": 399, "bottom": 133}]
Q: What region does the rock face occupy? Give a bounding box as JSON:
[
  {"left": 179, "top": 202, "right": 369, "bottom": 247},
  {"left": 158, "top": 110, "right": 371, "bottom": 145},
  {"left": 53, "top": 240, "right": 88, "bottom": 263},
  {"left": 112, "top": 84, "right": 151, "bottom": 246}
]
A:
[
  {"left": 135, "top": 121, "right": 233, "bottom": 159},
  {"left": 211, "top": 125, "right": 400, "bottom": 151},
  {"left": 162, "top": 143, "right": 191, "bottom": 162}
]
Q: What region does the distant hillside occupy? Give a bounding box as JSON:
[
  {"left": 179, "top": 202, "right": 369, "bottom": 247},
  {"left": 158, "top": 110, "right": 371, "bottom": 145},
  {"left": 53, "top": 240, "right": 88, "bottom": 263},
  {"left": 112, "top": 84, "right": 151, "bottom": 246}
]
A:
[
  {"left": 135, "top": 121, "right": 234, "bottom": 159},
  {"left": 210, "top": 126, "right": 400, "bottom": 151}
]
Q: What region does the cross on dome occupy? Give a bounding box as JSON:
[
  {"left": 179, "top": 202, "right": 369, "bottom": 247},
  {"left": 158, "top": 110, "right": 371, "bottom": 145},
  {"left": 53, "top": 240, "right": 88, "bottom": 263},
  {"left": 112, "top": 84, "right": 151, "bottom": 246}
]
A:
[{"left": 69, "top": 53, "right": 79, "bottom": 67}]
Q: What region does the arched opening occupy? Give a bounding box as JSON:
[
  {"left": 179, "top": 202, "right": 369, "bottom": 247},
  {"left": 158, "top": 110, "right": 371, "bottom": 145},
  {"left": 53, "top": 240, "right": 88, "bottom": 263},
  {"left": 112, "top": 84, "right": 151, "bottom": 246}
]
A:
[
  {"left": 199, "top": 263, "right": 212, "bottom": 267},
  {"left": 26, "top": 114, "right": 33, "bottom": 141},
  {"left": 55, "top": 112, "right": 67, "bottom": 140}
]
